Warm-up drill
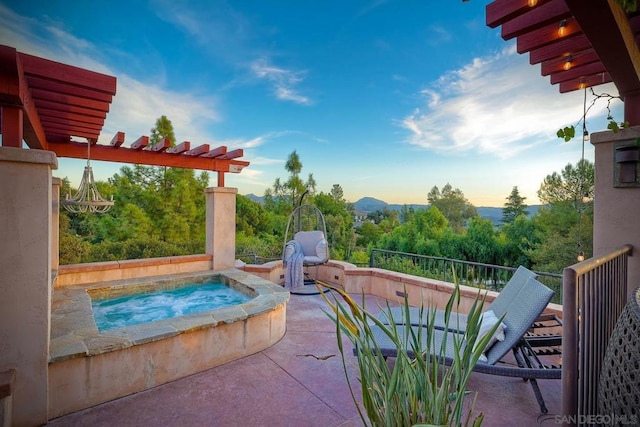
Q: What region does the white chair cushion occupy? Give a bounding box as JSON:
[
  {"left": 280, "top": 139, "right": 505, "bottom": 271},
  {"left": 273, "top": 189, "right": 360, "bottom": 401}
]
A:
[
  {"left": 294, "top": 231, "right": 326, "bottom": 256},
  {"left": 474, "top": 310, "right": 507, "bottom": 362}
]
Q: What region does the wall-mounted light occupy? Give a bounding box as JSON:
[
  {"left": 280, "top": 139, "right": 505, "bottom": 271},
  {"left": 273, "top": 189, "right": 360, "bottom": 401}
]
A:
[
  {"left": 528, "top": 0, "right": 538, "bottom": 6},
  {"left": 563, "top": 56, "right": 573, "bottom": 71},
  {"left": 558, "top": 20, "right": 567, "bottom": 37},
  {"left": 579, "top": 78, "right": 586, "bottom": 90}
]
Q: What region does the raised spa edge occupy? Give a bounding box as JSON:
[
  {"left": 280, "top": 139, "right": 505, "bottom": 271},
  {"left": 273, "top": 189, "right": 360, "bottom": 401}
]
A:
[
  {"left": 48, "top": 269, "right": 290, "bottom": 419},
  {"left": 50, "top": 269, "right": 289, "bottom": 363}
]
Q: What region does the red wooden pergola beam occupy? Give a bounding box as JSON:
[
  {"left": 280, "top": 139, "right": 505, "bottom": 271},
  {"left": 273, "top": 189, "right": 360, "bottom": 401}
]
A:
[
  {"left": 41, "top": 118, "right": 103, "bottom": 132},
  {"left": 565, "top": 0, "right": 640, "bottom": 99},
  {"left": 167, "top": 141, "right": 190, "bottom": 154},
  {"left": 500, "top": 0, "right": 570, "bottom": 40},
  {"left": 550, "top": 62, "right": 608, "bottom": 85},
  {"left": 44, "top": 124, "right": 99, "bottom": 140},
  {"left": 30, "top": 88, "right": 111, "bottom": 112},
  {"left": 0, "top": 45, "right": 48, "bottom": 149},
  {"left": 185, "top": 144, "right": 210, "bottom": 156},
  {"left": 529, "top": 34, "right": 591, "bottom": 64},
  {"left": 130, "top": 136, "right": 149, "bottom": 150},
  {"left": 516, "top": 17, "right": 580, "bottom": 53},
  {"left": 486, "top": 0, "right": 553, "bottom": 28},
  {"left": 109, "top": 132, "right": 125, "bottom": 147},
  {"left": 48, "top": 141, "right": 250, "bottom": 172},
  {"left": 19, "top": 53, "right": 116, "bottom": 95},
  {"left": 541, "top": 49, "right": 600, "bottom": 76},
  {"left": 150, "top": 137, "right": 170, "bottom": 152},
  {"left": 559, "top": 72, "right": 612, "bottom": 93},
  {"left": 35, "top": 99, "right": 107, "bottom": 119},
  {"left": 25, "top": 75, "right": 114, "bottom": 103},
  {"left": 201, "top": 146, "right": 227, "bottom": 158},
  {"left": 218, "top": 148, "right": 244, "bottom": 160},
  {"left": 38, "top": 108, "right": 105, "bottom": 126}
]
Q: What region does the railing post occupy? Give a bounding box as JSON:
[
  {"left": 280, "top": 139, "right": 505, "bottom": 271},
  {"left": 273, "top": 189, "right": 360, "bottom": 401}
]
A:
[{"left": 562, "top": 267, "right": 578, "bottom": 426}]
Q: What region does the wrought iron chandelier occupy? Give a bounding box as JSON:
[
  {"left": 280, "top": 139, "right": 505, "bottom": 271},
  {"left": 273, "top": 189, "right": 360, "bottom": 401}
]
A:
[{"left": 61, "top": 140, "right": 114, "bottom": 214}]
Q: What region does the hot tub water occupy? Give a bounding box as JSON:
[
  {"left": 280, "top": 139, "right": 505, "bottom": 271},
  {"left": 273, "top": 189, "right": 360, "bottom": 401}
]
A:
[{"left": 92, "top": 282, "right": 251, "bottom": 331}]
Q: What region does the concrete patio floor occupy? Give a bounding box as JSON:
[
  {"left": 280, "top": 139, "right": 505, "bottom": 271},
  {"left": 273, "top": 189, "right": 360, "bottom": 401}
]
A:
[{"left": 46, "top": 288, "right": 562, "bottom": 427}]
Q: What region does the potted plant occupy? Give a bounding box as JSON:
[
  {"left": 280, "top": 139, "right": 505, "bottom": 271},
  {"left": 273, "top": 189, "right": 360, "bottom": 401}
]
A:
[{"left": 317, "top": 280, "right": 498, "bottom": 427}]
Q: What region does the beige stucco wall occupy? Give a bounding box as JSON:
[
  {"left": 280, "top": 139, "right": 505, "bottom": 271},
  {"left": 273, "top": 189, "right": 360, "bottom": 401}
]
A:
[
  {"left": 51, "top": 178, "right": 60, "bottom": 273},
  {"left": 206, "top": 187, "right": 237, "bottom": 270},
  {"left": 0, "top": 147, "right": 57, "bottom": 426},
  {"left": 591, "top": 127, "right": 640, "bottom": 296}
]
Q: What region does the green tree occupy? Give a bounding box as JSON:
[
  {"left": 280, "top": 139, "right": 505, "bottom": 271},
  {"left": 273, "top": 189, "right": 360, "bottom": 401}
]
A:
[
  {"left": 537, "top": 159, "right": 594, "bottom": 209},
  {"left": 356, "top": 221, "right": 382, "bottom": 247},
  {"left": 427, "top": 183, "right": 476, "bottom": 232},
  {"left": 366, "top": 208, "right": 397, "bottom": 225},
  {"left": 529, "top": 160, "right": 594, "bottom": 273},
  {"left": 502, "top": 186, "right": 528, "bottom": 224},
  {"left": 150, "top": 115, "right": 175, "bottom": 147},
  {"left": 267, "top": 150, "right": 317, "bottom": 212}
]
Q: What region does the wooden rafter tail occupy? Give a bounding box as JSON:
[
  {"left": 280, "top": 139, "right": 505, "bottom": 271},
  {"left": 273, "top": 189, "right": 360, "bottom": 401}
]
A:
[
  {"left": 200, "top": 146, "right": 227, "bottom": 158},
  {"left": 150, "top": 137, "right": 171, "bottom": 152},
  {"left": 109, "top": 131, "right": 125, "bottom": 147},
  {"left": 41, "top": 118, "right": 103, "bottom": 132},
  {"left": 218, "top": 148, "right": 243, "bottom": 160},
  {"left": 130, "top": 135, "right": 149, "bottom": 150},
  {"left": 184, "top": 144, "right": 209, "bottom": 156},
  {"left": 485, "top": 0, "right": 555, "bottom": 29},
  {"left": 167, "top": 141, "right": 190, "bottom": 154},
  {"left": 500, "top": 0, "right": 571, "bottom": 40},
  {"left": 550, "top": 62, "right": 607, "bottom": 85}
]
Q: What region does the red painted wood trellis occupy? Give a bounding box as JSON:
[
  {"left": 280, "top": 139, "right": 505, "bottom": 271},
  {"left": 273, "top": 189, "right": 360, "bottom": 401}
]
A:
[{"left": 0, "top": 44, "right": 248, "bottom": 186}]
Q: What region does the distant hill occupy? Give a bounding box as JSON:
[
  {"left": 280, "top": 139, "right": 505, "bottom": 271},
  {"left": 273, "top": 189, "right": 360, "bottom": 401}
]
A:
[
  {"left": 352, "top": 197, "right": 541, "bottom": 225},
  {"left": 245, "top": 193, "right": 265, "bottom": 204},
  {"left": 243, "top": 193, "right": 540, "bottom": 225}
]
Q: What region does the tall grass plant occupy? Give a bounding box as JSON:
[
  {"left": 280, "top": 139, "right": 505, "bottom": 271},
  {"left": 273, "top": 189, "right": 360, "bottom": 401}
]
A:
[{"left": 318, "top": 280, "right": 499, "bottom": 426}]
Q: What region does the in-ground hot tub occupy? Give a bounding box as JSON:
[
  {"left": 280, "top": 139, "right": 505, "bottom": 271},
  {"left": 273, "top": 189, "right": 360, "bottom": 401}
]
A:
[{"left": 48, "top": 269, "right": 289, "bottom": 418}]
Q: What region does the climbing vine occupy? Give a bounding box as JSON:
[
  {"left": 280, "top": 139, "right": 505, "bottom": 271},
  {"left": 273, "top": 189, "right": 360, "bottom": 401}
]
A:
[{"left": 557, "top": 88, "right": 629, "bottom": 142}]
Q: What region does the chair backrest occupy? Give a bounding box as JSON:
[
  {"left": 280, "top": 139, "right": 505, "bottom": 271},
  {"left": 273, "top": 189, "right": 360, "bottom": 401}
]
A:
[
  {"left": 486, "top": 265, "right": 538, "bottom": 318},
  {"left": 485, "top": 276, "right": 554, "bottom": 365}
]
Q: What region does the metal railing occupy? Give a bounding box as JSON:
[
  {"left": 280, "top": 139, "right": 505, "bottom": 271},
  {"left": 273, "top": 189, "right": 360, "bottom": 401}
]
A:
[
  {"left": 235, "top": 253, "right": 281, "bottom": 265},
  {"left": 561, "top": 244, "right": 632, "bottom": 425},
  {"left": 369, "top": 249, "right": 563, "bottom": 303}
]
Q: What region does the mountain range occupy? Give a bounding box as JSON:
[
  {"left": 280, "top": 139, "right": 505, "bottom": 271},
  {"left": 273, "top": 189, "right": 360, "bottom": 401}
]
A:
[{"left": 244, "top": 194, "right": 540, "bottom": 225}]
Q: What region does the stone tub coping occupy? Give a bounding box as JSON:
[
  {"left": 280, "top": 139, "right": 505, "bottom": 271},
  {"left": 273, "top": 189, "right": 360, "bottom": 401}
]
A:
[{"left": 50, "top": 269, "right": 289, "bottom": 364}]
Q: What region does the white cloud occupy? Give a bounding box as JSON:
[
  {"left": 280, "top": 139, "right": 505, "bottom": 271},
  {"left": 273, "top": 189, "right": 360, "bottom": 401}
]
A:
[
  {"left": 251, "top": 58, "right": 311, "bottom": 105},
  {"left": 100, "top": 75, "right": 219, "bottom": 146},
  {"left": 401, "top": 45, "right": 621, "bottom": 159}
]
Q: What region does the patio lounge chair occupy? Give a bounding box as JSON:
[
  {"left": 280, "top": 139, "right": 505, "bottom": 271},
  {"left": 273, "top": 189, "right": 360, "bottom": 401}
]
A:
[
  {"left": 363, "top": 276, "right": 561, "bottom": 414},
  {"left": 380, "top": 265, "right": 538, "bottom": 332}
]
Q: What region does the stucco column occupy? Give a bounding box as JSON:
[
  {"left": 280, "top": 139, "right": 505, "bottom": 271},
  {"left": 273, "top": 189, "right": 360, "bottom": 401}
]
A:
[
  {"left": 51, "top": 177, "right": 61, "bottom": 274},
  {"left": 591, "top": 127, "right": 640, "bottom": 296},
  {"left": 205, "top": 187, "right": 237, "bottom": 270},
  {"left": 0, "top": 147, "right": 57, "bottom": 426}
]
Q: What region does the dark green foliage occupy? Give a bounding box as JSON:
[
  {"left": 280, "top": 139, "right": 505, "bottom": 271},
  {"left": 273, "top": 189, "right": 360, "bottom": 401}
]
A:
[
  {"left": 427, "top": 183, "right": 476, "bottom": 232},
  {"left": 502, "top": 186, "right": 528, "bottom": 224}
]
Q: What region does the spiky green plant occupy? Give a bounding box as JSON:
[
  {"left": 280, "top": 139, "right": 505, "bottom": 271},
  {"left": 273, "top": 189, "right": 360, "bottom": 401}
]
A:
[{"left": 317, "top": 280, "right": 499, "bottom": 427}]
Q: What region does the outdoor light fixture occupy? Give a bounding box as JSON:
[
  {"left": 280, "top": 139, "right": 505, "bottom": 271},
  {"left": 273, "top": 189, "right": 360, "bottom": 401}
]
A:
[
  {"left": 558, "top": 20, "right": 567, "bottom": 37},
  {"left": 61, "top": 140, "right": 115, "bottom": 214},
  {"left": 563, "top": 56, "right": 573, "bottom": 71},
  {"left": 577, "top": 251, "right": 585, "bottom": 262},
  {"left": 528, "top": 0, "right": 538, "bottom": 7}
]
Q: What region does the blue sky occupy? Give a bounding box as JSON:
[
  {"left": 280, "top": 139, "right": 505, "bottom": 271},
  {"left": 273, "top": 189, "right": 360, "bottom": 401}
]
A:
[{"left": 1, "top": 1, "right": 622, "bottom": 206}]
